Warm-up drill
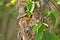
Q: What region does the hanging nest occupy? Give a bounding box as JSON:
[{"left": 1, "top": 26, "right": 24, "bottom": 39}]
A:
[
  {"left": 17, "top": 10, "right": 40, "bottom": 40},
  {"left": 16, "top": 0, "right": 60, "bottom": 40},
  {"left": 16, "top": 0, "right": 41, "bottom": 40}
]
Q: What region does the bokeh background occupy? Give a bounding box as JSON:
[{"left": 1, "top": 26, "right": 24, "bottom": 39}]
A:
[
  {"left": 0, "top": 0, "right": 18, "bottom": 40},
  {"left": 0, "top": 0, "right": 60, "bottom": 40}
]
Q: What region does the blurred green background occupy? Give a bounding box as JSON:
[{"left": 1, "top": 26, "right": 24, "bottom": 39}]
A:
[
  {"left": 0, "top": 0, "right": 18, "bottom": 40},
  {"left": 0, "top": 0, "right": 60, "bottom": 40}
]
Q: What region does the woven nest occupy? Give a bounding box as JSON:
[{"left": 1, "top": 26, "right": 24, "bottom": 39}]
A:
[
  {"left": 16, "top": 0, "right": 57, "bottom": 40},
  {"left": 17, "top": 10, "right": 40, "bottom": 40}
]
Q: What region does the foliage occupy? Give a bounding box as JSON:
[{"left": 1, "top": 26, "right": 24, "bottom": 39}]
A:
[
  {"left": 35, "top": 26, "right": 43, "bottom": 40},
  {"left": 6, "top": 0, "right": 17, "bottom": 7},
  {"left": 33, "top": 22, "right": 42, "bottom": 32},
  {"left": 50, "top": 13, "right": 56, "bottom": 25},
  {"left": 17, "top": 0, "right": 60, "bottom": 40},
  {"left": 44, "top": 9, "right": 57, "bottom": 25},
  {"left": 0, "top": 2, "right": 4, "bottom": 6},
  {"left": 10, "top": 0, "right": 17, "bottom": 5},
  {"left": 43, "top": 30, "right": 59, "bottom": 40},
  {"left": 56, "top": 0, "right": 60, "bottom": 4},
  {"left": 1, "top": 0, "right": 59, "bottom": 40},
  {"left": 33, "top": 23, "right": 59, "bottom": 40},
  {"left": 25, "top": 0, "right": 40, "bottom": 17},
  {"left": 32, "top": 5, "right": 59, "bottom": 40},
  {"left": 44, "top": 9, "right": 51, "bottom": 17}
]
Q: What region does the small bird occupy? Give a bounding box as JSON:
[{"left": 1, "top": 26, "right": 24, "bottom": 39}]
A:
[
  {"left": 24, "top": 17, "right": 31, "bottom": 21},
  {"left": 18, "top": 13, "right": 31, "bottom": 21},
  {"left": 15, "top": 0, "right": 30, "bottom": 21}
]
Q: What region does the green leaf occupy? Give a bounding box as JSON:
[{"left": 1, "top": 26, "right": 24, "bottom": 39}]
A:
[
  {"left": 27, "top": 0, "right": 32, "bottom": 17},
  {"left": 50, "top": 33, "right": 59, "bottom": 40},
  {"left": 50, "top": 13, "right": 56, "bottom": 25},
  {"left": 27, "top": 11, "right": 31, "bottom": 17},
  {"left": 43, "top": 30, "right": 50, "bottom": 40},
  {"left": 33, "top": 22, "right": 42, "bottom": 32},
  {"left": 44, "top": 9, "right": 51, "bottom": 17},
  {"left": 0, "top": 2, "right": 4, "bottom": 6},
  {"left": 52, "top": 9, "right": 59, "bottom": 16},
  {"left": 27, "top": 2, "right": 32, "bottom": 11},
  {"left": 27, "top": 0, "right": 40, "bottom": 17},
  {"left": 56, "top": 0, "right": 60, "bottom": 4},
  {"left": 43, "top": 31, "right": 59, "bottom": 40},
  {"left": 30, "top": 2, "right": 35, "bottom": 13},
  {"left": 35, "top": 27, "right": 43, "bottom": 40},
  {"left": 35, "top": 1, "right": 40, "bottom": 7},
  {"left": 27, "top": 0, "right": 36, "bottom": 17}
]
